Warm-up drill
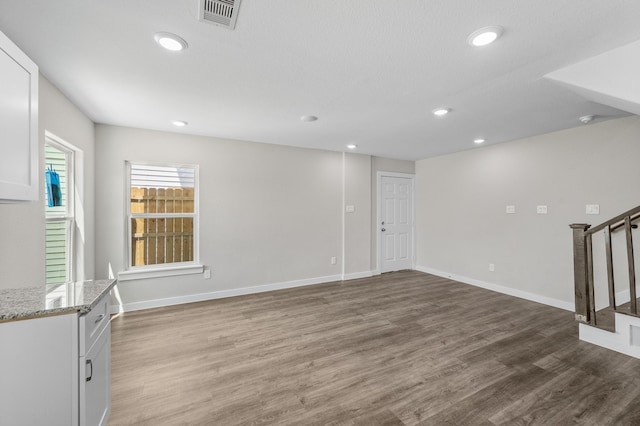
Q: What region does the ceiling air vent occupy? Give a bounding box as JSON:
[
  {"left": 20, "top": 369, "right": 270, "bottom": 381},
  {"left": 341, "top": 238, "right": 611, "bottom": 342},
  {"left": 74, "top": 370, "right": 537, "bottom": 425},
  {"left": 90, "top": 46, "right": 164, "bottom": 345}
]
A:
[{"left": 199, "top": 0, "right": 242, "bottom": 30}]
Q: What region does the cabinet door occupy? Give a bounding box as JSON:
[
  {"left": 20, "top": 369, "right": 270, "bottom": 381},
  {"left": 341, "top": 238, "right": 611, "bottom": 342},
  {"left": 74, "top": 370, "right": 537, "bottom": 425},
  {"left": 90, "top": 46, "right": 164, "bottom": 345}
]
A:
[
  {"left": 0, "top": 30, "right": 39, "bottom": 202},
  {"left": 80, "top": 321, "right": 111, "bottom": 426},
  {"left": 0, "top": 314, "right": 78, "bottom": 426}
]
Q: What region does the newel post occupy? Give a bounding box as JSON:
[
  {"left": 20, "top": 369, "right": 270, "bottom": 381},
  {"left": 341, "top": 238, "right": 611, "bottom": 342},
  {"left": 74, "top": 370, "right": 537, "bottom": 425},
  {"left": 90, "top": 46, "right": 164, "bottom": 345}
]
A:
[{"left": 570, "top": 224, "right": 591, "bottom": 324}]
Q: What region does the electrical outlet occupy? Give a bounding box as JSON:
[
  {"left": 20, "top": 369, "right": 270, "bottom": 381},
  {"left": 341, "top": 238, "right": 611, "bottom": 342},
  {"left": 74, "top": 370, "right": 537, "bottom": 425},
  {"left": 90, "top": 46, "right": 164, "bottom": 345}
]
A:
[
  {"left": 331, "top": 256, "right": 337, "bottom": 265},
  {"left": 489, "top": 263, "right": 495, "bottom": 272},
  {"left": 536, "top": 205, "right": 548, "bottom": 214},
  {"left": 506, "top": 205, "right": 516, "bottom": 214},
  {"left": 586, "top": 204, "right": 600, "bottom": 215},
  {"left": 204, "top": 269, "right": 211, "bottom": 279}
]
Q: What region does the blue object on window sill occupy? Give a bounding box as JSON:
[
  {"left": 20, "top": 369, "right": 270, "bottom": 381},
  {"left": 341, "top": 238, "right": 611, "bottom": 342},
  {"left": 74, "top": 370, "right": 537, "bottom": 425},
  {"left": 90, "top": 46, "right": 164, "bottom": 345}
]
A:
[{"left": 45, "top": 164, "right": 62, "bottom": 207}]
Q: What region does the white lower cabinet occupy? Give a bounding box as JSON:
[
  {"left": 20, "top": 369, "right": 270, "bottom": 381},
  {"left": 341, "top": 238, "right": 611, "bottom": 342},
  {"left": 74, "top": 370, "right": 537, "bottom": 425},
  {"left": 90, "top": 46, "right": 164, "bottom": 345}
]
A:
[
  {"left": 80, "top": 321, "right": 111, "bottom": 425},
  {"left": 79, "top": 294, "right": 111, "bottom": 426},
  {"left": 0, "top": 313, "right": 79, "bottom": 426},
  {"left": 0, "top": 293, "right": 111, "bottom": 426}
]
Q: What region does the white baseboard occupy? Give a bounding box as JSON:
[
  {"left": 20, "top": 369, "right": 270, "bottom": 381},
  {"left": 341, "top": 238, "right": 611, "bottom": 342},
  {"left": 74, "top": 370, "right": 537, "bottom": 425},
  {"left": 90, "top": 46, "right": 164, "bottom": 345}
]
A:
[
  {"left": 342, "top": 271, "right": 374, "bottom": 280},
  {"left": 579, "top": 313, "right": 640, "bottom": 359},
  {"left": 593, "top": 288, "right": 637, "bottom": 311},
  {"left": 616, "top": 289, "right": 632, "bottom": 305},
  {"left": 415, "top": 265, "right": 574, "bottom": 312},
  {"left": 110, "top": 273, "right": 348, "bottom": 314},
  {"left": 110, "top": 266, "right": 573, "bottom": 315}
]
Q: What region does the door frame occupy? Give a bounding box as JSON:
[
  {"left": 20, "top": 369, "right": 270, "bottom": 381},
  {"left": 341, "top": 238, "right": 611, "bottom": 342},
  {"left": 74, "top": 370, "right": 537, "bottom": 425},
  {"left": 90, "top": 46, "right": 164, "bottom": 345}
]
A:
[{"left": 376, "top": 171, "right": 416, "bottom": 274}]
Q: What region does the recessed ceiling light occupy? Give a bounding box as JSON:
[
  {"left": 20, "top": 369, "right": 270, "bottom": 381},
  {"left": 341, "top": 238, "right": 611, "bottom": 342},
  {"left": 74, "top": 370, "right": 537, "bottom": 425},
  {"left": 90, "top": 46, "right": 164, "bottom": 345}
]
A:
[
  {"left": 474, "top": 138, "right": 485, "bottom": 144},
  {"left": 467, "top": 26, "right": 503, "bottom": 47},
  {"left": 154, "top": 32, "right": 188, "bottom": 51},
  {"left": 346, "top": 144, "right": 357, "bottom": 150},
  {"left": 300, "top": 115, "right": 318, "bottom": 122},
  {"left": 172, "top": 120, "right": 188, "bottom": 127},
  {"left": 432, "top": 108, "right": 450, "bottom": 117}
]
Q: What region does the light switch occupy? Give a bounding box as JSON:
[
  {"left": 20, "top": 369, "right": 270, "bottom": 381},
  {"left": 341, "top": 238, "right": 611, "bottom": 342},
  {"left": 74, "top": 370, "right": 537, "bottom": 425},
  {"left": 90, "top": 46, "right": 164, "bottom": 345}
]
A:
[
  {"left": 345, "top": 205, "right": 355, "bottom": 213},
  {"left": 536, "top": 205, "right": 548, "bottom": 214},
  {"left": 586, "top": 204, "right": 600, "bottom": 215},
  {"left": 506, "top": 205, "right": 515, "bottom": 214}
]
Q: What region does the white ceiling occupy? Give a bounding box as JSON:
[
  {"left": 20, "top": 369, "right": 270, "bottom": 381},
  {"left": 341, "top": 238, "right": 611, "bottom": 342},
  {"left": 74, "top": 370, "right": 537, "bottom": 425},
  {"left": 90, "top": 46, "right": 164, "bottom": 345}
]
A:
[{"left": 1, "top": 0, "right": 639, "bottom": 161}]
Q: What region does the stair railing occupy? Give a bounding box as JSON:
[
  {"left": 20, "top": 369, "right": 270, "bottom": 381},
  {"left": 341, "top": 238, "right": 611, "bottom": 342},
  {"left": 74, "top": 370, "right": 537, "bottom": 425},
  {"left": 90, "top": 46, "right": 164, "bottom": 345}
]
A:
[{"left": 570, "top": 205, "right": 640, "bottom": 325}]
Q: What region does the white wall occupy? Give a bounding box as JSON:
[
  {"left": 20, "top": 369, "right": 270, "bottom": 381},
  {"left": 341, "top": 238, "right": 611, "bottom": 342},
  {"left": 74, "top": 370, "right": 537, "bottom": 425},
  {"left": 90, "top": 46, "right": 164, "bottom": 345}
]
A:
[
  {"left": 40, "top": 77, "right": 96, "bottom": 282},
  {"left": 344, "top": 153, "right": 372, "bottom": 277},
  {"left": 415, "top": 115, "right": 640, "bottom": 308},
  {"left": 0, "top": 76, "right": 94, "bottom": 288},
  {"left": 546, "top": 39, "right": 640, "bottom": 116},
  {"left": 96, "top": 125, "right": 405, "bottom": 309}
]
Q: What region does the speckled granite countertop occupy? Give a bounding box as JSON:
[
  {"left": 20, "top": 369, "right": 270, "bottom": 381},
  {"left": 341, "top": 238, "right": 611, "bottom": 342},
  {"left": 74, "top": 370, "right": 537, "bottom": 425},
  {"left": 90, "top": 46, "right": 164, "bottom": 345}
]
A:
[{"left": 0, "top": 279, "right": 116, "bottom": 322}]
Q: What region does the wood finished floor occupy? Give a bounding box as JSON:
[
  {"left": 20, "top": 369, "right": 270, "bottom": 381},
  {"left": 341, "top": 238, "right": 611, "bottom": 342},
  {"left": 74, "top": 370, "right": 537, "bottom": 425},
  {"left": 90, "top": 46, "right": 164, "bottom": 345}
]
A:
[{"left": 108, "top": 271, "right": 640, "bottom": 425}]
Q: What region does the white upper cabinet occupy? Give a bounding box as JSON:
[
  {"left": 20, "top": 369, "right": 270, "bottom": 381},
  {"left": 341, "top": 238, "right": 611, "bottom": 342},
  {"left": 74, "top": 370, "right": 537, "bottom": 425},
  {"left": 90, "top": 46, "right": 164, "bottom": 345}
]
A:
[{"left": 0, "top": 29, "right": 38, "bottom": 202}]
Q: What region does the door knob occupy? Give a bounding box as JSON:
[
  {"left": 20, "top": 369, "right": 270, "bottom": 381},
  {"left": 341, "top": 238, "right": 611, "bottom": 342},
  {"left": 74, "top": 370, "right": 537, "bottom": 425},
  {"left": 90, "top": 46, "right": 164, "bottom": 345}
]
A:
[{"left": 381, "top": 228, "right": 386, "bottom": 232}]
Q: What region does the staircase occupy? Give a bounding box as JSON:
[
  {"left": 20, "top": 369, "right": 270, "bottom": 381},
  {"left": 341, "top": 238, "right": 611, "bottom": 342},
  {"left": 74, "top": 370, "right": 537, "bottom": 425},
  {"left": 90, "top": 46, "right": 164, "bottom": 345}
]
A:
[{"left": 570, "top": 205, "right": 640, "bottom": 358}]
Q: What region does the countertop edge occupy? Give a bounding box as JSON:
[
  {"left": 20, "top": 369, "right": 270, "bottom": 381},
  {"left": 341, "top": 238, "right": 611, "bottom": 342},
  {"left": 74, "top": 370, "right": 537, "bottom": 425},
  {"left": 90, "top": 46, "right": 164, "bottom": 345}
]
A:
[
  {"left": 0, "top": 279, "right": 117, "bottom": 323},
  {"left": 77, "top": 280, "right": 118, "bottom": 314}
]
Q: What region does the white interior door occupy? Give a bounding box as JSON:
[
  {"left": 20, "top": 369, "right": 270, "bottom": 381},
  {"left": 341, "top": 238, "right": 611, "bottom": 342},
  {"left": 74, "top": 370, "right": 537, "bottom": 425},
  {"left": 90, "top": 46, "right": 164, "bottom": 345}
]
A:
[{"left": 380, "top": 175, "right": 414, "bottom": 273}]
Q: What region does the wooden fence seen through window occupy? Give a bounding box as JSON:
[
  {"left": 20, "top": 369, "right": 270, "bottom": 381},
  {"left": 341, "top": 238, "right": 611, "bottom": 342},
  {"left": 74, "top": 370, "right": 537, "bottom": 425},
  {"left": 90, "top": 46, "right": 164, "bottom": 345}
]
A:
[{"left": 130, "top": 187, "right": 194, "bottom": 266}]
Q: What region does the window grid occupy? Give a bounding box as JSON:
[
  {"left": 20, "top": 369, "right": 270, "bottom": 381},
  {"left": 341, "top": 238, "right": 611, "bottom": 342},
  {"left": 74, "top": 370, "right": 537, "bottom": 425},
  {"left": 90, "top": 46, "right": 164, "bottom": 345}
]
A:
[
  {"left": 45, "top": 142, "right": 74, "bottom": 284},
  {"left": 127, "top": 163, "right": 198, "bottom": 269}
]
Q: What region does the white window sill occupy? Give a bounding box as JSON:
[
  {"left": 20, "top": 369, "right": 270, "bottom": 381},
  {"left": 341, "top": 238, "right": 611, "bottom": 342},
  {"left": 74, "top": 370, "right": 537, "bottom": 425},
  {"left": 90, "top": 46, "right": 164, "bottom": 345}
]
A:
[{"left": 118, "top": 264, "right": 204, "bottom": 281}]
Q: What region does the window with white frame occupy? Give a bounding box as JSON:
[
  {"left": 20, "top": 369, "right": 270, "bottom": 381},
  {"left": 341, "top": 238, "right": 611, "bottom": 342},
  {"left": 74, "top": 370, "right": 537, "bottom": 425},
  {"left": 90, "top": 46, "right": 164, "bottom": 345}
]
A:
[
  {"left": 45, "top": 139, "right": 74, "bottom": 284},
  {"left": 126, "top": 162, "right": 199, "bottom": 271}
]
